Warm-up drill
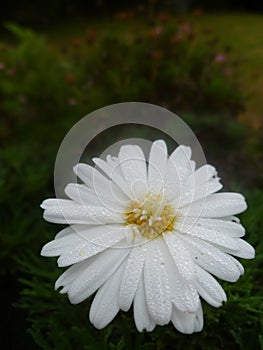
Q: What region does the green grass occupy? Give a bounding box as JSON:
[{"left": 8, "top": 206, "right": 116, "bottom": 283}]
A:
[
  {"left": 34, "top": 12, "right": 263, "bottom": 87},
  {"left": 6, "top": 12, "right": 263, "bottom": 78},
  {"left": 198, "top": 14, "right": 263, "bottom": 72},
  {"left": 37, "top": 12, "right": 263, "bottom": 126},
  {"left": 196, "top": 13, "right": 263, "bottom": 124}
]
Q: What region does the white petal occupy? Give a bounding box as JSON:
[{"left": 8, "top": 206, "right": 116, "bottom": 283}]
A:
[
  {"left": 181, "top": 234, "right": 242, "bottom": 282},
  {"left": 89, "top": 262, "right": 125, "bottom": 329},
  {"left": 144, "top": 238, "right": 172, "bottom": 325},
  {"left": 186, "top": 164, "right": 219, "bottom": 186},
  {"left": 163, "top": 233, "right": 195, "bottom": 280},
  {"left": 55, "top": 226, "right": 74, "bottom": 239},
  {"left": 41, "top": 198, "right": 69, "bottom": 209},
  {"left": 228, "top": 255, "right": 244, "bottom": 275},
  {"left": 175, "top": 216, "right": 245, "bottom": 238},
  {"left": 175, "top": 218, "right": 239, "bottom": 251},
  {"left": 165, "top": 145, "right": 195, "bottom": 201},
  {"left": 194, "top": 264, "right": 226, "bottom": 307},
  {"left": 172, "top": 164, "right": 222, "bottom": 207},
  {"left": 118, "top": 144, "right": 148, "bottom": 198},
  {"left": 174, "top": 180, "right": 222, "bottom": 208},
  {"left": 57, "top": 226, "right": 125, "bottom": 267},
  {"left": 45, "top": 225, "right": 124, "bottom": 264},
  {"left": 134, "top": 276, "right": 156, "bottom": 332},
  {"left": 55, "top": 259, "right": 89, "bottom": 292},
  {"left": 41, "top": 198, "right": 124, "bottom": 225},
  {"left": 221, "top": 216, "right": 240, "bottom": 223},
  {"left": 92, "top": 157, "right": 132, "bottom": 198},
  {"left": 67, "top": 244, "right": 130, "bottom": 304},
  {"left": 41, "top": 231, "right": 82, "bottom": 257},
  {"left": 74, "top": 163, "right": 128, "bottom": 208},
  {"left": 171, "top": 302, "right": 203, "bottom": 334},
  {"left": 105, "top": 155, "right": 122, "bottom": 174},
  {"left": 148, "top": 140, "right": 167, "bottom": 194},
  {"left": 235, "top": 239, "right": 255, "bottom": 259},
  {"left": 194, "top": 303, "right": 204, "bottom": 332},
  {"left": 119, "top": 246, "right": 146, "bottom": 311},
  {"left": 65, "top": 183, "right": 100, "bottom": 206},
  {"left": 221, "top": 238, "right": 255, "bottom": 259},
  {"left": 159, "top": 236, "right": 199, "bottom": 312},
  {"left": 179, "top": 192, "right": 247, "bottom": 218}
]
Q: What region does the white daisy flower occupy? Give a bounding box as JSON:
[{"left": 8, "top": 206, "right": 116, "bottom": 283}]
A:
[{"left": 41, "top": 140, "right": 255, "bottom": 334}]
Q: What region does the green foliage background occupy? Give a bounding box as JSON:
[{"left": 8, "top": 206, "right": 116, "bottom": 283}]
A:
[{"left": 0, "top": 12, "right": 262, "bottom": 350}]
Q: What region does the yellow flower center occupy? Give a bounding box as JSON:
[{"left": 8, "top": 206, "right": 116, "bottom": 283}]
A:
[{"left": 125, "top": 193, "right": 176, "bottom": 239}]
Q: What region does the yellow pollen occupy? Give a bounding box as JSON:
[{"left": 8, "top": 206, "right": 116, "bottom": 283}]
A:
[{"left": 125, "top": 193, "right": 176, "bottom": 239}]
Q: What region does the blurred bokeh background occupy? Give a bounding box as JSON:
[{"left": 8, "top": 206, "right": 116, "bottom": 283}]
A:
[{"left": 1, "top": 1, "right": 263, "bottom": 349}]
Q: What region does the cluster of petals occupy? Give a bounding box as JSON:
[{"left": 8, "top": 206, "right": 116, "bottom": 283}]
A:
[{"left": 41, "top": 140, "right": 254, "bottom": 333}]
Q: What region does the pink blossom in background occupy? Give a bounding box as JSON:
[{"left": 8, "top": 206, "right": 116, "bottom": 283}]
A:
[
  {"left": 154, "top": 26, "right": 163, "bottom": 35},
  {"left": 7, "top": 68, "right": 15, "bottom": 76},
  {"left": 68, "top": 98, "right": 77, "bottom": 106},
  {"left": 170, "top": 33, "right": 183, "bottom": 44},
  {"left": 214, "top": 53, "right": 227, "bottom": 63},
  {"left": 180, "top": 23, "right": 192, "bottom": 34},
  {"left": 149, "top": 26, "right": 163, "bottom": 38}
]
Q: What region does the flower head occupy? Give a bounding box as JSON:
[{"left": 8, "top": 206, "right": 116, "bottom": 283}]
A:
[{"left": 41, "top": 140, "right": 254, "bottom": 333}]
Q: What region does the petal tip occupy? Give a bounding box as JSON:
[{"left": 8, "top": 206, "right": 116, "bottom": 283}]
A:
[
  {"left": 40, "top": 199, "right": 49, "bottom": 209},
  {"left": 40, "top": 246, "right": 47, "bottom": 257}
]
